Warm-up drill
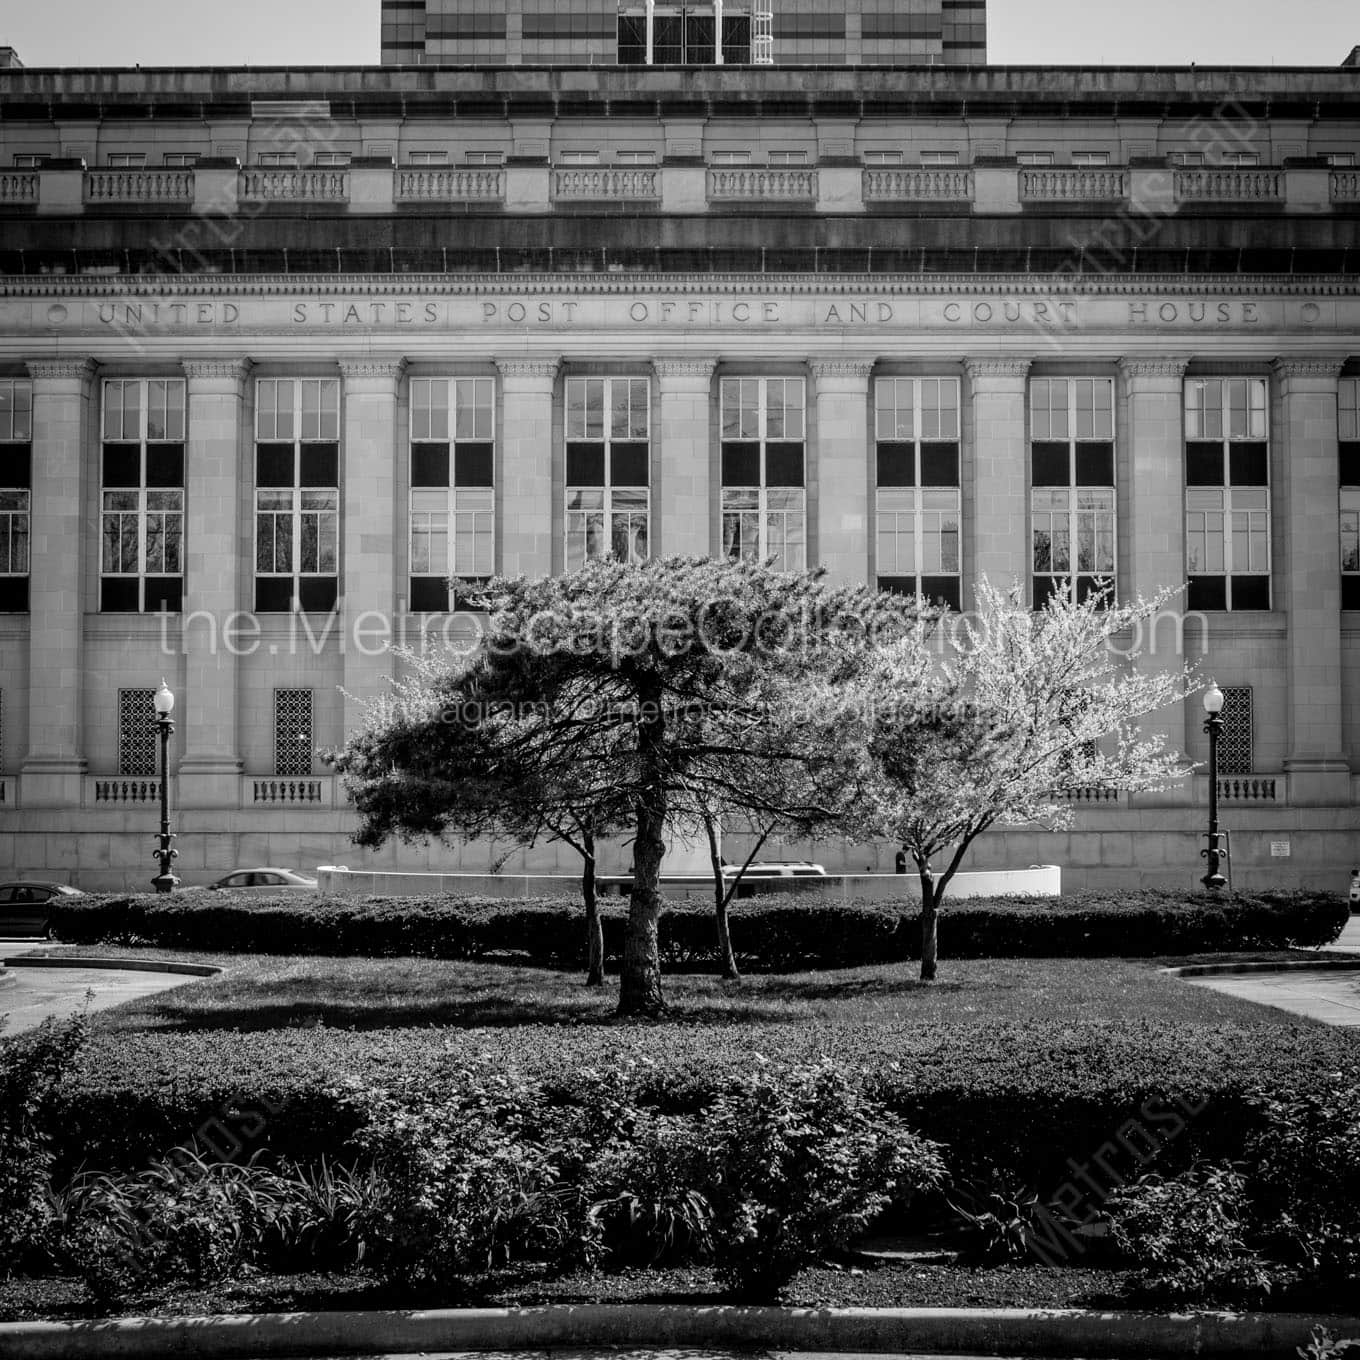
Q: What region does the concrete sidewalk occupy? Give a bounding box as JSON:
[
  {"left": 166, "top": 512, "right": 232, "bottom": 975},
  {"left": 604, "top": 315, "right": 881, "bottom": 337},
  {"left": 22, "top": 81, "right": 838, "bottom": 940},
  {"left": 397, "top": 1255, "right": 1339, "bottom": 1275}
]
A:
[
  {"left": 0, "top": 953, "right": 214, "bottom": 1034},
  {"left": 1325, "top": 914, "right": 1360, "bottom": 953},
  {"left": 1183, "top": 963, "right": 1360, "bottom": 1025}
]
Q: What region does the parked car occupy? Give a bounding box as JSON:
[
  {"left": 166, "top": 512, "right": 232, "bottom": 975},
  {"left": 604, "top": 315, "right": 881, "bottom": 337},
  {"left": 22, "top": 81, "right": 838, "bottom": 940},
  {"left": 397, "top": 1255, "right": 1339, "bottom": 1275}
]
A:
[
  {"left": 205, "top": 868, "right": 319, "bottom": 893},
  {"left": 721, "top": 860, "right": 827, "bottom": 899},
  {"left": 0, "top": 880, "right": 85, "bottom": 937},
  {"left": 721, "top": 861, "right": 827, "bottom": 880}
]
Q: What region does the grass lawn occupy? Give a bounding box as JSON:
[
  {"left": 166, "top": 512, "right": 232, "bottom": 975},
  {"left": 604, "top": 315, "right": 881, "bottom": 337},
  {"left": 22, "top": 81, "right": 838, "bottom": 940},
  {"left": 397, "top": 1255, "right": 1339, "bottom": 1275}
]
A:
[
  {"left": 20, "top": 945, "right": 1322, "bottom": 1031},
  {"left": 4, "top": 944, "right": 1354, "bottom": 1323}
]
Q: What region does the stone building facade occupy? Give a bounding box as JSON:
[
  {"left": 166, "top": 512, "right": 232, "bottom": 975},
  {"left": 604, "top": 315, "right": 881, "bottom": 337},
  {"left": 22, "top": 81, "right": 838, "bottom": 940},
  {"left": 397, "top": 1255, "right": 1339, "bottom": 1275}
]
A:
[
  {"left": 0, "top": 58, "right": 1357, "bottom": 888},
  {"left": 380, "top": 0, "right": 987, "bottom": 67}
]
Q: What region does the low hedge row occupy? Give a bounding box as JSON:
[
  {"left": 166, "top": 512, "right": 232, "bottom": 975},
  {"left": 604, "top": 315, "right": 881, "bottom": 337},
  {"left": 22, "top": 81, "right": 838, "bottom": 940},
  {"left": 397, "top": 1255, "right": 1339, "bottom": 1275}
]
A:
[
  {"left": 51, "top": 888, "right": 1349, "bottom": 968},
  {"left": 43, "top": 1020, "right": 1360, "bottom": 1191}
]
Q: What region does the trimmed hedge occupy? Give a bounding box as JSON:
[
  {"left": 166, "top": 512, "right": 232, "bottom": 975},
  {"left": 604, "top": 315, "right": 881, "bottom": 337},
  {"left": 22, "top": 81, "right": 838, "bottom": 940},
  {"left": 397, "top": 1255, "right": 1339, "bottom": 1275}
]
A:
[
  {"left": 50, "top": 888, "right": 1349, "bottom": 968},
  {"left": 41, "top": 1020, "right": 1360, "bottom": 1191}
]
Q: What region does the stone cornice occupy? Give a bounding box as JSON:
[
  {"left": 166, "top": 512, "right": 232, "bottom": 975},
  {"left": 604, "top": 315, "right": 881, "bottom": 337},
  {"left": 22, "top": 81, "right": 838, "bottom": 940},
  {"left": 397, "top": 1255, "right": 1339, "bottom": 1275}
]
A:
[
  {"left": 808, "top": 357, "right": 876, "bottom": 383},
  {"left": 964, "top": 356, "right": 1031, "bottom": 380},
  {"left": 1272, "top": 355, "right": 1349, "bottom": 381},
  {"left": 3, "top": 272, "right": 1360, "bottom": 301},
  {"left": 1118, "top": 355, "right": 1191, "bottom": 381},
  {"left": 25, "top": 357, "right": 96, "bottom": 382},
  {"left": 494, "top": 356, "right": 561, "bottom": 381},
  {"left": 653, "top": 356, "right": 718, "bottom": 381},
  {"left": 337, "top": 358, "right": 407, "bottom": 380},
  {"left": 182, "top": 357, "right": 253, "bottom": 385}
]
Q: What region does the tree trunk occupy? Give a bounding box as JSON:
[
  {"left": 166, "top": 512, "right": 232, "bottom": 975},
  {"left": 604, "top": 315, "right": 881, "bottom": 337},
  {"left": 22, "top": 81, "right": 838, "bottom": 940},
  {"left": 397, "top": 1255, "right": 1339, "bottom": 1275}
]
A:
[
  {"left": 618, "top": 691, "right": 668, "bottom": 1017},
  {"left": 919, "top": 865, "right": 940, "bottom": 982},
  {"left": 619, "top": 794, "right": 667, "bottom": 1015},
  {"left": 582, "top": 830, "right": 604, "bottom": 988},
  {"left": 704, "top": 815, "right": 740, "bottom": 981}
]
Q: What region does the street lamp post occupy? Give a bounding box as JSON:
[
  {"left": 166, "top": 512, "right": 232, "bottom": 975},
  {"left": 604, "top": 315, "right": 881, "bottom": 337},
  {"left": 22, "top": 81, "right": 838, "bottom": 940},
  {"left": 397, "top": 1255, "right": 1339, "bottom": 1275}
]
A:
[
  {"left": 1201, "top": 682, "right": 1227, "bottom": 891},
  {"left": 152, "top": 679, "right": 179, "bottom": 894}
]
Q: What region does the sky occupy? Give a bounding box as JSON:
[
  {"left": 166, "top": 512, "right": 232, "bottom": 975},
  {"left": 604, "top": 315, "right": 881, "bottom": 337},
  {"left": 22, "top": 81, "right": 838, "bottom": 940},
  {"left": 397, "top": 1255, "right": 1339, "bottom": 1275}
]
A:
[{"left": 1, "top": 0, "right": 1357, "bottom": 69}]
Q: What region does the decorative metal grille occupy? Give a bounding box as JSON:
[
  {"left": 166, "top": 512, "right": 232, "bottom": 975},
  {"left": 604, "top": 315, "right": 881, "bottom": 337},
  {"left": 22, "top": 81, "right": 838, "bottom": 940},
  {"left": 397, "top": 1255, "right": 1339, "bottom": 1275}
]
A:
[
  {"left": 118, "top": 688, "right": 157, "bottom": 777},
  {"left": 274, "top": 689, "right": 314, "bottom": 777},
  {"left": 1219, "top": 687, "right": 1253, "bottom": 775}
]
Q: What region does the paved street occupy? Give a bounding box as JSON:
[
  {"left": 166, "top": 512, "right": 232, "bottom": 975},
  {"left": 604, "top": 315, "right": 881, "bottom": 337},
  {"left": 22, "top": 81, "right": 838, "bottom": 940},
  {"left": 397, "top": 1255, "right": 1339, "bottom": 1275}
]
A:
[
  {"left": 226, "top": 1353, "right": 1040, "bottom": 1360},
  {"left": 0, "top": 953, "right": 205, "bottom": 1034}
]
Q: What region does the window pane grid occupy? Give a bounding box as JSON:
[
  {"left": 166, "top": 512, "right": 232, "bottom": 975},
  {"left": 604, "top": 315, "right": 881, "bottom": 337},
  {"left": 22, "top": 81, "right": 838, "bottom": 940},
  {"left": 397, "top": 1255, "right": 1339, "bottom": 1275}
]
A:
[
  {"left": 0, "top": 381, "right": 31, "bottom": 591},
  {"left": 1341, "top": 492, "right": 1360, "bottom": 575},
  {"left": 409, "top": 378, "right": 497, "bottom": 610},
  {"left": 1184, "top": 378, "right": 1271, "bottom": 609},
  {"left": 566, "top": 376, "right": 651, "bottom": 571},
  {"left": 101, "top": 380, "right": 185, "bottom": 612},
  {"left": 0, "top": 489, "right": 28, "bottom": 576},
  {"left": 0, "top": 379, "right": 32, "bottom": 442},
  {"left": 1185, "top": 377, "right": 1268, "bottom": 442},
  {"left": 721, "top": 377, "right": 806, "bottom": 571},
  {"left": 256, "top": 379, "right": 340, "bottom": 609},
  {"left": 874, "top": 378, "right": 961, "bottom": 598},
  {"left": 1030, "top": 379, "right": 1116, "bottom": 602},
  {"left": 1341, "top": 378, "right": 1360, "bottom": 443}
]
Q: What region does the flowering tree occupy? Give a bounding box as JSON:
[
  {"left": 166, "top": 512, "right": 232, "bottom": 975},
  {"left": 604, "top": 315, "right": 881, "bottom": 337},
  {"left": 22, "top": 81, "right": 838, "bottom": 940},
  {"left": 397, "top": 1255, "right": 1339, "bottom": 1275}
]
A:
[
  {"left": 331, "top": 557, "right": 931, "bottom": 1016},
  {"left": 863, "top": 581, "right": 1195, "bottom": 981}
]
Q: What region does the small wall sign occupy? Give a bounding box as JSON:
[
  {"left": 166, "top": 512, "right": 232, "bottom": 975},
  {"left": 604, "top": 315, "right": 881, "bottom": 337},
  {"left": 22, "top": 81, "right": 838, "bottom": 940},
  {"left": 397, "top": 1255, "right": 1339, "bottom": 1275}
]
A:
[{"left": 1270, "top": 841, "right": 1291, "bottom": 858}]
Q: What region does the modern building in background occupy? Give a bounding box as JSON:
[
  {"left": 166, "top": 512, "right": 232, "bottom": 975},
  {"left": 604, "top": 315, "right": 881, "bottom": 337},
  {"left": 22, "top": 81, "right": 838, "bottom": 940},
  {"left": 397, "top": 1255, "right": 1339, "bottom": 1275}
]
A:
[
  {"left": 0, "top": 9, "right": 1357, "bottom": 888},
  {"left": 380, "top": 0, "right": 987, "bottom": 66}
]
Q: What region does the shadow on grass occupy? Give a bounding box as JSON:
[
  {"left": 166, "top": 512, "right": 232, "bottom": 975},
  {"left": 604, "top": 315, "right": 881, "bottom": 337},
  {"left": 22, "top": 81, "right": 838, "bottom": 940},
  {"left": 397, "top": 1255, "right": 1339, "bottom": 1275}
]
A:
[
  {"left": 127, "top": 975, "right": 922, "bottom": 1031},
  {"left": 122, "top": 984, "right": 870, "bottom": 1033}
]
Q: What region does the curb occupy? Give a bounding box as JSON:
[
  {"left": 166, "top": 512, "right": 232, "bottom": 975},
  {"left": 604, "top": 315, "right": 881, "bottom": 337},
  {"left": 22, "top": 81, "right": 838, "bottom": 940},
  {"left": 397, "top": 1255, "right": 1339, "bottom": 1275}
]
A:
[
  {"left": 1168, "top": 958, "right": 1360, "bottom": 978},
  {"left": 1, "top": 1304, "right": 1358, "bottom": 1359},
  {"left": 0, "top": 956, "right": 221, "bottom": 978}
]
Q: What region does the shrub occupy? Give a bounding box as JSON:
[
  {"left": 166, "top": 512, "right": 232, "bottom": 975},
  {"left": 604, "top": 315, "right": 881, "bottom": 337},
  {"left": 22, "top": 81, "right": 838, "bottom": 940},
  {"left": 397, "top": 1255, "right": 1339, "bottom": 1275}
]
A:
[
  {"left": 46, "top": 1021, "right": 1360, "bottom": 1189},
  {"left": 696, "top": 1061, "right": 946, "bottom": 1296},
  {"left": 344, "top": 1065, "right": 576, "bottom": 1285},
  {"left": 1106, "top": 1162, "right": 1274, "bottom": 1307},
  {"left": 49, "top": 887, "right": 1349, "bottom": 967},
  {"left": 0, "top": 1015, "right": 87, "bottom": 1277},
  {"left": 250, "top": 1158, "right": 386, "bottom": 1272},
  {"left": 1243, "top": 1082, "right": 1360, "bottom": 1286},
  {"left": 583, "top": 1114, "right": 715, "bottom": 1266},
  {"left": 59, "top": 1148, "right": 294, "bottom": 1304}
]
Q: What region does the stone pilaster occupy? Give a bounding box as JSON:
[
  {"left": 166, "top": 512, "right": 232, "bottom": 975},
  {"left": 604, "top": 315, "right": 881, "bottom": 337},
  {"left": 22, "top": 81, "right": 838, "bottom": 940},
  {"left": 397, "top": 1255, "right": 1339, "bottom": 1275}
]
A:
[
  {"left": 495, "top": 356, "right": 560, "bottom": 579},
  {"left": 1275, "top": 355, "right": 1350, "bottom": 805},
  {"left": 339, "top": 358, "right": 405, "bottom": 740},
  {"left": 964, "top": 356, "right": 1031, "bottom": 599},
  {"left": 21, "top": 358, "right": 94, "bottom": 808},
  {"left": 1120, "top": 356, "right": 1193, "bottom": 805},
  {"left": 810, "top": 357, "right": 874, "bottom": 586},
  {"left": 178, "top": 358, "right": 250, "bottom": 808},
  {"left": 654, "top": 357, "right": 716, "bottom": 559}
]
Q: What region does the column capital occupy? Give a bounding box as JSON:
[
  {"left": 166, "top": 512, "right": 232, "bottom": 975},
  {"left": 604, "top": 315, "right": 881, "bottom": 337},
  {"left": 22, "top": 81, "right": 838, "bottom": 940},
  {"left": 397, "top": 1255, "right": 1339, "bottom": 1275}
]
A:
[
  {"left": 1118, "top": 355, "right": 1192, "bottom": 383},
  {"left": 26, "top": 357, "right": 96, "bottom": 384},
  {"left": 1272, "top": 355, "right": 1348, "bottom": 383},
  {"left": 808, "top": 356, "right": 876, "bottom": 384},
  {"left": 338, "top": 357, "right": 407, "bottom": 384},
  {"left": 494, "top": 355, "right": 561, "bottom": 382},
  {"left": 183, "top": 357, "right": 253, "bottom": 389},
  {"left": 964, "top": 356, "right": 1031, "bottom": 382},
  {"left": 653, "top": 356, "right": 717, "bottom": 382}
]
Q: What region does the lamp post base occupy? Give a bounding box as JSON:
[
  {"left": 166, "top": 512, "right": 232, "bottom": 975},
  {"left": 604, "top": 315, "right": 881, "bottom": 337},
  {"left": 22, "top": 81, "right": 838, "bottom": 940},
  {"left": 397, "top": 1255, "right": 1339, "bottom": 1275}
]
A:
[{"left": 151, "top": 871, "right": 180, "bottom": 894}]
